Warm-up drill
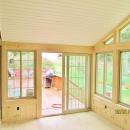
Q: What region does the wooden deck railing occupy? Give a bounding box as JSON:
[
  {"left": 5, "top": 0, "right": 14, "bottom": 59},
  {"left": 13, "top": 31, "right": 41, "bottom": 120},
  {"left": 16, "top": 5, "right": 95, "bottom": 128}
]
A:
[{"left": 68, "top": 80, "right": 85, "bottom": 103}]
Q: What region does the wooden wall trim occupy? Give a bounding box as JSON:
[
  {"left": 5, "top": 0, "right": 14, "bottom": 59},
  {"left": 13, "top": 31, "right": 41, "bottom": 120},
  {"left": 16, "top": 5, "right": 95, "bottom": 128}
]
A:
[
  {"left": 95, "top": 42, "right": 130, "bottom": 52},
  {"left": 112, "top": 50, "right": 120, "bottom": 103},
  {"left": 2, "top": 41, "right": 94, "bottom": 54},
  {"left": 35, "top": 50, "right": 42, "bottom": 118}
]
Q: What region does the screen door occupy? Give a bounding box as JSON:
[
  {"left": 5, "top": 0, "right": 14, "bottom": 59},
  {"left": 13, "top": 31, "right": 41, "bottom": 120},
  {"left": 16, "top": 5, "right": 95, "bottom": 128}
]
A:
[{"left": 62, "top": 54, "right": 90, "bottom": 113}]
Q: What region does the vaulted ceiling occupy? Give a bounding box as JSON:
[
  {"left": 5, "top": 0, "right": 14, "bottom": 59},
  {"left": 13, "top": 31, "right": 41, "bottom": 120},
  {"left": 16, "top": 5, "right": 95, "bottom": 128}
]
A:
[{"left": 1, "top": 0, "right": 130, "bottom": 45}]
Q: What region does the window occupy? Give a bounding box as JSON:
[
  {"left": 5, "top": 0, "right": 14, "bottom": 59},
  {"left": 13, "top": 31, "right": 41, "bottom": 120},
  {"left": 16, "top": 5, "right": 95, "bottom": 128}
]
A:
[
  {"left": 96, "top": 54, "right": 104, "bottom": 95},
  {"left": 120, "top": 23, "right": 130, "bottom": 43},
  {"left": 8, "top": 51, "right": 35, "bottom": 98},
  {"left": 104, "top": 37, "right": 114, "bottom": 45},
  {"left": 8, "top": 51, "right": 20, "bottom": 98},
  {"left": 120, "top": 52, "right": 130, "bottom": 105},
  {"left": 96, "top": 53, "right": 113, "bottom": 99}
]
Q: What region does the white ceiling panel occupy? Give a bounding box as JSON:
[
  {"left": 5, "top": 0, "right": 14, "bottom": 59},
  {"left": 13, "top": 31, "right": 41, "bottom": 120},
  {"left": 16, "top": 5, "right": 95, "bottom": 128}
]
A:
[{"left": 1, "top": 0, "right": 130, "bottom": 45}]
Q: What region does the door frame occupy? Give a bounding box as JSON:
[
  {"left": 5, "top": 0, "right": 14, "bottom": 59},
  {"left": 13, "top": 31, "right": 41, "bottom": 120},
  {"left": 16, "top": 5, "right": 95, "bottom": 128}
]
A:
[
  {"left": 40, "top": 52, "right": 91, "bottom": 117},
  {"left": 0, "top": 46, "right": 2, "bottom": 119},
  {"left": 62, "top": 53, "right": 91, "bottom": 114},
  {"left": 41, "top": 52, "right": 63, "bottom": 117}
]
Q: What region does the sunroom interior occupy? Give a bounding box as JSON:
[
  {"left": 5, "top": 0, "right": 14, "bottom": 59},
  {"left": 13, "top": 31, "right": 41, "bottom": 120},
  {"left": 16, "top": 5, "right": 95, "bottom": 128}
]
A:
[{"left": 0, "top": 1, "right": 130, "bottom": 130}]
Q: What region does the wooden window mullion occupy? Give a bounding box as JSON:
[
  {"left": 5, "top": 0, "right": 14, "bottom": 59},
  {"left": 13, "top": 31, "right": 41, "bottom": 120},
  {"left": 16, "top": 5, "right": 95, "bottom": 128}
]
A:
[
  {"left": 103, "top": 54, "right": 106, "bottom": 96},
  {"left": 20, "top": 51, "right": 22, "bottom": 98}
]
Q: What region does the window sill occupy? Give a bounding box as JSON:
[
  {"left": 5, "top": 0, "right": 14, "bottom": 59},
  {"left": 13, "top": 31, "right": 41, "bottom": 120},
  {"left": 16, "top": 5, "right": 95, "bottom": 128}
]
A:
[
  {"left": 94, "top": 94, "right": 112, "bottom": 103},
  {"left": 115, "top": 103, "right": 130, "bottom": 109},
  {"left": 7, "top": 97, "right": 36, "bottom": 101}
]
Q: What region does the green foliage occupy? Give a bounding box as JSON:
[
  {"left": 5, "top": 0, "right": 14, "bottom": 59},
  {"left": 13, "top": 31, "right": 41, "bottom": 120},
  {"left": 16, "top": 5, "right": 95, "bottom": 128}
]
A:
[
  {"left": 8, "top": 51, "right": 34, "bottom": 69},
  {"left": 42, "top": 58, "right": 55, "bottom": 70},
  {"left": 120, "top": 88, "right": 130, "bottom": 105},
  {"left": 42, "top": 56, "right": 62, "bottom": 76},
  {"left": 120, "top": 24, "right": 130, "bottom": 42}
]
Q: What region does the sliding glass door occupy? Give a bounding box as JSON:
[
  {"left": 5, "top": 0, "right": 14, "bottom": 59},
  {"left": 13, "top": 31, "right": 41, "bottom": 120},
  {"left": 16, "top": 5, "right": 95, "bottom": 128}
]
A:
[{"left": 62, "top": 54, "right": 90, "bottom": 113}]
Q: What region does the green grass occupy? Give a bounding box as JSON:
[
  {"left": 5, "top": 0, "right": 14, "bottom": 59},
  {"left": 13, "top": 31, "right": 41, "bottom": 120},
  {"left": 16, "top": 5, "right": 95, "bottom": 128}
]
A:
[
  {"left": 69, "top": 67, "right": 85, "bottom": 88},
  {"left": 120, "top": 88, "right": 130, "bottom": 105},
  {"left": 116, "top": 75, "right": 130, "bottom": 105},
  {"left": 122, "top": 75, "right": 130, "bottom": 85},
  {"left": 97, "top": 69, "right": 130, "bottom": 105},
  {"left": 97, "top": 85, "right": 130, "bottom": 105}
]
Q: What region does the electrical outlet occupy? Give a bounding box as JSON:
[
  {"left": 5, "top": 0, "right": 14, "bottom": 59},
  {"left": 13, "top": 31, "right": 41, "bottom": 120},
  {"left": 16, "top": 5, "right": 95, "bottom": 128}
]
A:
[{"left": 17, "top": 107, "right": 19, "bottom": 110}]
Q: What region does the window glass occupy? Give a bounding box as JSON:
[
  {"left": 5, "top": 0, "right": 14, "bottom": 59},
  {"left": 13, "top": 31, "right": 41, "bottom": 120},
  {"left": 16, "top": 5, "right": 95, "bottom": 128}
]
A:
[
  {"left": 8, "top": 51, "right": 35, "bottom": 98},
  {"left": 104, "top": 37, "right": 114, "bottom": 45},
  {"left": 96, "top": 54, "right": 104, "bottom": 95},
  {"left": 8, "top": 51, "right": 20, "bottom": 98},
  {"left": 120, "top": 52, "right": 130, "bottom": 105},
  {"left": 104, "top": 53, "right": 113, "bottom": 98},
  {"left": 22, "top": 52, "right": 34, "bottom": 97},
  {"left": 96, "top": 53, "right": 113, "bottom": 99},
  {"left": 120, "top": 24, "right": 130, "bottom": 43},
  {"left": 69, "top": 56, "right": 86, "bottom": 88}
]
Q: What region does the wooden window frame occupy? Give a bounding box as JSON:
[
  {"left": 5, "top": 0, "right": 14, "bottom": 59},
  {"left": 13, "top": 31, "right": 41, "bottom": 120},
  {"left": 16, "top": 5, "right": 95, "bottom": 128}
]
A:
[
  {"left": 102, "top": 32, "right": 115, "bottom": 45},
  {"left": 104, "top": 36, "right": 114, "bottom": 45},
  {"left": 7, "top": 50, "right": 36, "bottom": 99},
  {"left": 119, "top": 22, "right": 130, "bottom": 43},
  {"left": 95, "top": 52, "right": 113, "bottom": 100},
  {"left": 62, "top": 53, "right": 91, "bottom": 112},
  {"left": 119, "top": 51, "right": 130, "bottom": 107}
]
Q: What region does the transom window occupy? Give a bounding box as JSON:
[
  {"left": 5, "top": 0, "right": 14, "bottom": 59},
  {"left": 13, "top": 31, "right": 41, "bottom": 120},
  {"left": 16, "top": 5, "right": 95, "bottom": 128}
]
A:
[
  {"left": 120, "top": 23, "right": 130, "bottom": 43},
  {"left": 104, "top": 37, "right": 114, "bottom": 45},
  {"left": 96, "top": 53, "right": 113, "bottom": 99},
  {"left": 120, "top": 52, "right": 130, "bottom": 105},
  {"left": 8, "top": 51, "right": 35, "bottom": 98}
]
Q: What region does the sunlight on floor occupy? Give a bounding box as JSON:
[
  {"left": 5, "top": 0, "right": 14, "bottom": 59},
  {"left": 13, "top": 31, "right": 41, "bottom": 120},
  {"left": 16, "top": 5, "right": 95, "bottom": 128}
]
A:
[{"left": 0, "top": 112, "right": 121, "bottom": 130}]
